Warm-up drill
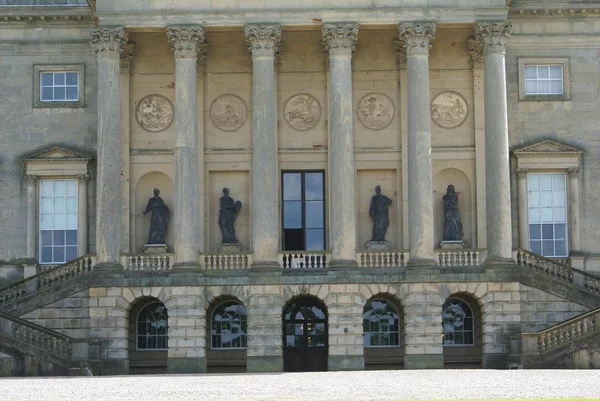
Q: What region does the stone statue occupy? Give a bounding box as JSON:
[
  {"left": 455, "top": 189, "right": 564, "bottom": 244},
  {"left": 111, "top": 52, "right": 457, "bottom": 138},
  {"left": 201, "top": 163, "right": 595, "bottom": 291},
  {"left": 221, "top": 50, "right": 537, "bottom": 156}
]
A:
[
  {"left": 443, "top": 185, "right": 463, "bottom": 241},
  {"left": 219, "top": 188, "right": 242, "bottom": 244},
  {"left": 143, "top": 188, "right": 169, "bottom": 244},
  {"left": 369, "top": 185, "right": 393, "bottom": 242}
]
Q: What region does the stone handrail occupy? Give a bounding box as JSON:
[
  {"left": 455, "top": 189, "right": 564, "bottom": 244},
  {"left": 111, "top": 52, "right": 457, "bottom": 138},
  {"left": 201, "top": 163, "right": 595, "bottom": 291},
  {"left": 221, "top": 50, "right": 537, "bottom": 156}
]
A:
[
  {"left": 122, "top": 254, "right": 173, "bottom": 271},
  {"left": 0, "top": 310, "right": 73, "bottom": 361},
  {"left": 279, "top": 252, "right": 329, "bottom": 269},
  {"left": 0, "top": 255, "right": 94, "bottom": 308},
  {"left": 201, "top": 253, "right": 253, "bottom": 270},
  {"left": 356, "top": 250, "right": 409, "bottom": 268},
  {"left": 522, "top": 306, "right": 600, "bottom": 355},
  {"left": 436, "top": 249, "right": 486, "bottom": 267},
  {"left": 515, "top": 249, "right": 573, "bottom": 283}
]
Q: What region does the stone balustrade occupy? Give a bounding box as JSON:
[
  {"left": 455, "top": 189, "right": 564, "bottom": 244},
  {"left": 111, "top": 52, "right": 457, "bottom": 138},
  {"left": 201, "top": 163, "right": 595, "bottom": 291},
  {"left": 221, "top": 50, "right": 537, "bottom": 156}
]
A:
[
  {"left": 356, "top": 251, "right": 409, "bottom": 268},
  {"left": 201, "top": 253, "right": 253, "bottom": 270},
  {"left": 436, "top": 249, "right": 486, "bottom": 267},
  {"left": 122, "top": 254, "right": 173, "bottom": 271},
  {"left": 278, "top": 252, "right": 329, "bottom": 269},
  {"left": 515, "top": 249, "right": 573, "bottom": 283}
]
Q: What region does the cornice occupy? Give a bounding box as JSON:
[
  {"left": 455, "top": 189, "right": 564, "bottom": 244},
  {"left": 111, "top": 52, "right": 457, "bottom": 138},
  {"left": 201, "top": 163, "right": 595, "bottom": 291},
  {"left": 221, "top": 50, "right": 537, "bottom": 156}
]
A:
[
  {"left": 509, "top": 8, "right": 600, "bottom": 19},
  {"left": 0, "top": 14, "right": 93, "bottom": 27},
  {"left": 509, "top": 34, "right": 600, "bottom": 49}
]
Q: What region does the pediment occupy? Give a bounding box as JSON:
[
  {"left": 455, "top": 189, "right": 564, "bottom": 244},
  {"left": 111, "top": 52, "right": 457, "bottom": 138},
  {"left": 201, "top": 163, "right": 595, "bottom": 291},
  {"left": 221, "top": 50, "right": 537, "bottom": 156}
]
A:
[
  {"left": 513, "top": 139, "right": 583, "bottom": 157},
  {"left": 22, "top": 146, "right": 92, "bottom": 163}
]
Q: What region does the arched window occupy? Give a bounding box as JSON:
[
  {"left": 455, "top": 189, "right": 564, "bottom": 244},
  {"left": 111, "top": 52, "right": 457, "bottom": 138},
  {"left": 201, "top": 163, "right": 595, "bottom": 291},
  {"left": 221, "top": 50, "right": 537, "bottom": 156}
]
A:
[
  {"left": 363, "top": 299, "right": 400, "bottom": 347},
  {"left": 137, "top": 301, "right": 168, "bottom": 350},
  {"left": 211, "top": 301, "right": 247, "bottom": 349},
  {"left": 442, "top": 298, "right": 474, "bottom": 346}
]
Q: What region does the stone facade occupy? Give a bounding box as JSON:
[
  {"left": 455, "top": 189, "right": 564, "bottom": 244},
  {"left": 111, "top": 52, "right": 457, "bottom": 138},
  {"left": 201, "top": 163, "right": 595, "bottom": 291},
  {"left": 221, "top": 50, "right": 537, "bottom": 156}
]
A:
[{"left": 1, "top": 0, "right": 600, "bottom": 375}]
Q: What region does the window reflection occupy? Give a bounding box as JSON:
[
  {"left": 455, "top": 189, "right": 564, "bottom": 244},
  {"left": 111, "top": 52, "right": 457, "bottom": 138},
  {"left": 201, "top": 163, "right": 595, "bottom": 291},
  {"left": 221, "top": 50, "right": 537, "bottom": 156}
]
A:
[
  {"left": 137, "top": 301, "right": 168, "bottom": 350},
  {"left": 441, "top": 298, "right": 474, "bottom": 346},
  {"left": 363, "top": 299, "right": 400, "bottom": 348},
  {"left": 211, "top": 301, "right": 248, "bottom": 349}
]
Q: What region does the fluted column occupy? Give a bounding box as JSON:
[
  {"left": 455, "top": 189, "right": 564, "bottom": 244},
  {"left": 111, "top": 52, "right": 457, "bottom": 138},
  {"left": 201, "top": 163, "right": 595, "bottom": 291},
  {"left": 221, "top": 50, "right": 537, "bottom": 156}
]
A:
[
  {"left": 245, "top": 24, "right": 281, "bottom": 269},
  {"left": 398, "top": 22, "right": 436, "bottom": 266},
  {"left": 90, "top": 27, "right": 128, "bottom": 268},
  {"left": 516, "top": 168, "right": 529, "bottom": 249},
  {"left": 568, "top": 167, "right": 581, "bottom": 253},
  {"left": 77, "top": 174, "right": 89, "bottom": 256},
  {"left": 25, "top": 175, "right": 38, "bottom": 261},
  {"left": 475, "top": 21, "right": 513, "bottom": 263},
  {"left": 167, "top": 26, "right": 204, "bottom": 268},
  {"left": 322, "top": 22, "right": 359, "bottom": 267}
]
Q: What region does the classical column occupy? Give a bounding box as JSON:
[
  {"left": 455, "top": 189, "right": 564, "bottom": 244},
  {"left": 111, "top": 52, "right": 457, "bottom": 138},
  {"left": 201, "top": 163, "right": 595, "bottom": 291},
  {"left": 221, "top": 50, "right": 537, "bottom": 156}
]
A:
[
  {"left": 167, "top": 26, "right": 204, "bottom": 267},
  {"left": 197, "top": 44, "right": 208, "bottom": 253},
  {"left": 77, "top": 174, "right": 89, "bottom": 256},
  {"left": 25, "top": 175, "right": 38, "bottom": 261},
  {"left": 120, "top": 44, "right": 134, "bottom": 253},
  {"left": 90, "top": 27, "right": 128, "bottom": 268},
  {"left": 322, "top": 22, "right": 359, "bottom": 267},
  {"left": 398, "top": 22, "right": 436, "bottom": 266},
  {"left": 568, "top": 167, "right": 581, "bottom": 253},
  {"left": 475, "top": 22, "right": 513, "bottom": 263},
  {"left": 516, "top": 168, "right": 529, "bottom": 249},
  {"left": 245, "top": 24, "right": 281, "bottom": 269}
]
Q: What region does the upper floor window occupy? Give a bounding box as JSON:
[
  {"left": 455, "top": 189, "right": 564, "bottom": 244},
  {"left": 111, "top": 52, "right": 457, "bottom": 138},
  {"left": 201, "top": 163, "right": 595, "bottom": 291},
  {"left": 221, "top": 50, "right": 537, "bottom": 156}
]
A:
[
  {"left": 518, "top": 58, "right": 570, "bottom": 101},
  {"left": 40, "top": 72, "right": 79, "bottom": 102},
  {"left": 39, "top": 179, "right": 78, "bottom": 264},
  {"left": 528, "top": 173, "right": 567, "bottom": 257}
]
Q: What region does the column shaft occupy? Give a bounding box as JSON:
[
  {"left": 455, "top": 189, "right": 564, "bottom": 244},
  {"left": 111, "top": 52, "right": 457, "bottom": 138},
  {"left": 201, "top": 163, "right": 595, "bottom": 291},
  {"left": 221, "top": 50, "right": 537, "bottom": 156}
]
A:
[
  {"left": 322, "top": 22, "right": 359, "bottom": 266},
  {"left": 77, "top": 175, "right": 89, "bottom": 256},
  {"left": 26, "top": 176, "right": 38, "bottom": 261},
  {"left": 568, "top": 168, "right": 581, "bottom": 253},
  {"left": 517, "top": 169, "right": 529, "bottom": 249}
]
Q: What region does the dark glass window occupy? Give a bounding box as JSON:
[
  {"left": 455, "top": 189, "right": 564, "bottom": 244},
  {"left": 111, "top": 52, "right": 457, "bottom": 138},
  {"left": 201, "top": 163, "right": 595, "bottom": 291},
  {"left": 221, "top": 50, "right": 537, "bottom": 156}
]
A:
[
  {"left": 442, "top": 298, "right": 475, "bottom": 346},
  {"left": 363, "top": 299, "right": 400, "bottom": 347},
  {"left": 137, "top": 302, "right": 168, "bottom": 350},
  {"left": 282, "top": 171, "right": 325, "bottom": 251},
  {"left": 211, "top": 301, "right": 247, "bottom": 349}
]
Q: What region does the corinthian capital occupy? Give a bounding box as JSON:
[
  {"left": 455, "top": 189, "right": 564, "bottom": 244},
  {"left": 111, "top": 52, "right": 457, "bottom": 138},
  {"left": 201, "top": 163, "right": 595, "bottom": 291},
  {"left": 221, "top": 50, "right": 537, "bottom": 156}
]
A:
[
  {"left": 167, "top": 25, "right": 205, "bottom": 59},
  {"left": 90, "top": 27, "right": 128, "bottom": 60},
  {"left": 120, "top": 44, "right": 135, "bottom": 74},
  {"left": 24, "top": 175, "right": 38, "bottom": 185},
  {"left": 515, "top": 168, "right": 528, "bottom": 179},
  {"left": 321, "top": 23, "right": 359, "bottom": 56},
  {"left": 568, "top": 167, "right": 580, "bottom": 178},
  {"left": 244, "top": 24, "right": 281, "bottom": 58},
  {"left": 468, "top": 39, "right": 484, "bottom": 69},
  {"left": 398, "top": 22, "right": 436, "bottom": 56},
  {"left": 474, "top": 21, "right": 513, "bottom": 55}
]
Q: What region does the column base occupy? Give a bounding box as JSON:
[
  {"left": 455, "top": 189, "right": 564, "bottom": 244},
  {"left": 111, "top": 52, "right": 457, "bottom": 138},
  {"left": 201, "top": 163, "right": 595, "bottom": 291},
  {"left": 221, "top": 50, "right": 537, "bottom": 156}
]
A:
[
  {"left": 93, "top": 262, "right": 124, "bottom": 273},
  {"left": 328, "top": 355, "right": 364, "bottom": 371},
  {"left": 167, "top": 357, "right": 207, "bottom": 374},
  {"left": 246, "top": 355, "right": 283, "bottom": 372},
  {"left": 250, "top": 261, "right": 281, "bottom": 271},
  {"left": 404, "top": 354, "right": 443, "bottom": 369}
]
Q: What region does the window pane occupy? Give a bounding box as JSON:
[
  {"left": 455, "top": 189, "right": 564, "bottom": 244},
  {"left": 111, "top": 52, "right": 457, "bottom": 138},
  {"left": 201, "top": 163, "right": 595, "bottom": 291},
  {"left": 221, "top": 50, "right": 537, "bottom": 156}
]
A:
[
  {"left": 41, "top": 247, "right": 53, "bottom": 263},
  {"left": 525, "top": 80, "right": 536, "bottom": 94},
  {"left": 528, "top": 174, "right": 539, "bottom": 190},
  {"left": 553, "top": 190, "right": 565, "bottom": 207},
  {"left": 542, "top": 224, "right": 554, "bottom": 239},
  {"left": 553, "top": 174, "right": 565, "bottom": 190},
  {"left": 555, "top": 224, "right": 566, "bottom": 240},
  {"left": 41, "top": 72, "right": 53, "bottom": 86},
  {"left": 41, "top": 180, "right": 53, "bottom": 196},
  {"left": 41, "top": 230, "right": 53, "bottom": 246},
  {"left": 529, "top": 224, "right": 541, "bottom": 240},
  {"left": 41, "top": 87, "right": 53, "bottom": 100},
  {"left": 54, "top": 214, "right": 66, "bottom": 230},
  {"left": 283, "top": 173, "right": 302, "bottom": 200},
  {"left": 538, "top": 66, "right": 549, "bottom": 78},
  {"left": 306, "top": 201, "right": 324, "bottom": 229},
  {"left": 54, "top": 247, "right": 65, "bottom": 263},
  {"left": 54, "top": 181, "right": 66, "bottom": 196},
  {"left": 53, "top": 230, "right": 65, "bottom": 246},
  {"left": 66, "top": 197, "right": 77, "bottom": 213},
  {"left": 283, "top": 201, "right": 302, "bottom": 229},
  {"left": 541, "top": 191, "right": 552, "bottom": 207},
  {"left": 306, "top": 229, "right": 324, "bottom": 251},
  {"left": 525, "top": 66, "right": 536, "bottom": 79},
  {"left": 40, "top": 214, "right": 53, "bottom": 230},
  {"left": 537, "top": 80, "right": 549, "bottom": 93},
  {"left": 529, "top": 207, "right": 540, "bottom": 223},
  {"left": 542, "top": 207, "right": 553, "bottom": 222},
  {"left": 528, "top": 191, "right": 539, "bottom": 207},
  {"left": 530, "top": 240, "right": 542, "bottom": 254},
  {"left": 66, "top": 230, "right": 77, "bottom": 245},
  {"left": 550, "top": 65, "right": 562, "bottom": 78},
  {"left": 66, "top": 72, "right": 78, "bottom": 85},
  {"left": 543, "top": 240, "right": 554, "bottom": 256},
  {"left": 540, "top": 174, "right": 552, "bottom": 189},
  {"left": 305, "top": 173, "right": 323, "bottom": 200},
  {"left": 41, "top": 197, "right": 52, "bottom": 213},
  {"left": 66, "top": 86, "right": 78, "bottom": 100},
  {"left": 67, "top": 180, "right": 78, "bottom": 196},
  {"left": 554, "top": 207, "right": 566, "bottom": 222},
  {"left": 54, "top": 87, "right": 65, "bottom": 100},
  {"left": 555, "top": 240, "right": 566, "bottom": 257},
  {"left": 53, "top": 197, "right": 66, "bottom": 213},
  {"left": 550, "top": 80, "right": 563, "bottom": 94}
]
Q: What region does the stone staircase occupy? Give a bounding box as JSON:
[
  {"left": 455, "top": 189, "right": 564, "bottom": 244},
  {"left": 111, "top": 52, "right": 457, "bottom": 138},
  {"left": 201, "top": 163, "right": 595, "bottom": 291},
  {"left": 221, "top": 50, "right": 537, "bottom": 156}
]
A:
[
  {"left": 0, "top": 310, "right": 73, "bottom": 375},
  {"left": 521, "top": 305, "right": 600, "bottom": 368}
]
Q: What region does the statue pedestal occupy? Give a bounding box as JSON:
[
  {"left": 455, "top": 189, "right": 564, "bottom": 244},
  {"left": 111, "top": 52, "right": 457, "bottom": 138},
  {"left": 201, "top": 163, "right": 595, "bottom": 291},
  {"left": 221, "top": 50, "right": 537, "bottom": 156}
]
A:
[
  {"left": 440, "top": 241, "right": 464, "bottom": 250},
  {"left": 143, "top": 244, "right": 168, "bottom": 254},
  {"left": 218, "top": 243, "right": 242, "bottom": 253},
  {"left": 366, "top": 241, "right": 390, "bottom": 251}
]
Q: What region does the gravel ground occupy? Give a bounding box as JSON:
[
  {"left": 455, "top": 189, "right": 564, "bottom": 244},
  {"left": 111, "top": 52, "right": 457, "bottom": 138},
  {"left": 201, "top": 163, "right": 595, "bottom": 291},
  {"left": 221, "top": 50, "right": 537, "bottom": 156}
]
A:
[{"left": 1, "top": 370, "right": 599, "bottom": 401}]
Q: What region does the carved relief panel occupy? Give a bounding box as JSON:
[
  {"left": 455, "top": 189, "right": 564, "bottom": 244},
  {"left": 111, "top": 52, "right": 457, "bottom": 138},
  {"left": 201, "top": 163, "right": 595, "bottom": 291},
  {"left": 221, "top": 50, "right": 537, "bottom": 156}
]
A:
[
  {"left": 135, "top": 94, "right": 174, "bottom": 132},
  {"left": 284, "top": 93, "right": 321, "bottom": 131},
  {"left": 430, "top": 91, "right": 468, "bottom": 129},
  {"left": 356, "top": 93, "right": 395, "bottom": 130},
  {"left": 210, "top": 94, "right": 248, "bottom": 132}
]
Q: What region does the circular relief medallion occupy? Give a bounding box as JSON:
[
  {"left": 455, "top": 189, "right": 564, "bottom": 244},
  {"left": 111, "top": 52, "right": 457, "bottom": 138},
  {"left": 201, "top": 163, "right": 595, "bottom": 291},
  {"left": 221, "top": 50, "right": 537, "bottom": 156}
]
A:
[
  {"left": 430, "top": 91, "right": 468, "bottom": 129},
  {"left": 284, "top": 93, "right": 321, "bottom": 131},
  {"left": 210, "top": 94, "right": 247, "bottom": 132},
  {"left": 357, "top": 93, "right": 395, "bottom": 130},
  {"left": 135, "top": 94, "right": 174, "bottom": 132}
]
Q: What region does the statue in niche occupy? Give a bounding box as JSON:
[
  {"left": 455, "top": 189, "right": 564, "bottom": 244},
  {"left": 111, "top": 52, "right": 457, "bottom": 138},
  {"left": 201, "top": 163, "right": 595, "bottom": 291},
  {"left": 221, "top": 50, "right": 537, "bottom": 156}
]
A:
[
  {"left": 369, "top": 185, "right": 393, "bottom": 242},
  {"left": 143, "top": 188, "right": 169, "bottom": 244},
  {"left": 219, "top": 188, "right": 242, "bottom": 244},
  {"left": 443, "top": 185, "right": 464, "bottom": 241}
]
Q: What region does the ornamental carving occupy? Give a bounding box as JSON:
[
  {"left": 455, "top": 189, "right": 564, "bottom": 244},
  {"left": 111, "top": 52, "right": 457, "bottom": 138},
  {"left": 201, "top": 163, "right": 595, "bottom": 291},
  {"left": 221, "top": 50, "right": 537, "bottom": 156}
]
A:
[
  {"left": 136, "top": 95, "right": 174, "bottom": 132},
  {"left": 90, "top": 27, "right": 128, "bottom": 59},
  {"left": 244, "top": 24, "right": 281, "bottom": 57},
  {"left": 474, "top": 21, "right": 513, "bottom": 55},
  {"left": 398, "top": 23, "right": 436, "bottom": 56},
  {"left": 167, "top": 26, "right": 205, "bottom": 59},
  {"left": 357, "top": 93, "right": 394, "bottom": 130},
  {"left": 284, "top": 94, "right": 321, "bottom": 131},
  {"left": 210, "top": 94, "right": 247, "bottom": 132},
  {"left": 430, "top": 92, "right": 468, "bottom": 129},
  {"left": 321, "top": 23, "right": 359, "bottom": 56}
]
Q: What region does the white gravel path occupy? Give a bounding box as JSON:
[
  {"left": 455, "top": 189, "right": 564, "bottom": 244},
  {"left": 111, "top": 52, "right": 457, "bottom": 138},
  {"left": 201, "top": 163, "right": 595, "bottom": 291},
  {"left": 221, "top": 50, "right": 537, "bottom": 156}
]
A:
[{"left": 1, "top": 370, "right": 599, "bottom": 401}]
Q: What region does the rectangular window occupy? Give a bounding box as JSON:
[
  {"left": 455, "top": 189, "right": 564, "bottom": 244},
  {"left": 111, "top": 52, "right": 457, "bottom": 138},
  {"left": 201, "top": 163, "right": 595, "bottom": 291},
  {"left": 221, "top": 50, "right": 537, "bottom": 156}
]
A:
[
  {"left": 39, "top": 179, "right": 78, "bottom": 264},
  {"left": 40, "top": 71, "right": 79, "bottom": 102},
  {"left": 524, "top": 65, "right": 563, "bottom": 95},
  {"left": 528, "top": 173, "right": 567, "bottom": 257},
  {"left": 282, "top": 171, "right": 325, "bottom": 251}
]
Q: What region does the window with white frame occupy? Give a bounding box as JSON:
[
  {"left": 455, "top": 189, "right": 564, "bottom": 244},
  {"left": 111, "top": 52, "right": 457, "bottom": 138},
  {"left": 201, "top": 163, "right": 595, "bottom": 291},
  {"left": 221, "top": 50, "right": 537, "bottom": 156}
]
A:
[
  {"left": 137, "top": 301, "right": 168, "bottom": 350},
  {"left": 39, "top": 179, "right": 78, "bottom": 264},
  {"left": 528, "top": 173, "right": 568, "bottom": 257},
  {"left": 442, "top": 298, "right": 475, "bottom": 346},
  {"left": 40, "top": 71, "right": 79, "bottom": 102},
  {"left": 363, "top": 299, "right": 400, "bottom": 348},
  {"left": 524, "top": 65, "right": 563, "bottom": 95}
]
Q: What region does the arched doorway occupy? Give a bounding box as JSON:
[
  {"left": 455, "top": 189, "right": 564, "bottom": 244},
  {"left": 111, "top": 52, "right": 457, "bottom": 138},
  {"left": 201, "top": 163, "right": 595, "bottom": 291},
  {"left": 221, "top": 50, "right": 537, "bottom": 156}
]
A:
[{"left": 283, "top": 296, "right": 328, "bottom": 372}]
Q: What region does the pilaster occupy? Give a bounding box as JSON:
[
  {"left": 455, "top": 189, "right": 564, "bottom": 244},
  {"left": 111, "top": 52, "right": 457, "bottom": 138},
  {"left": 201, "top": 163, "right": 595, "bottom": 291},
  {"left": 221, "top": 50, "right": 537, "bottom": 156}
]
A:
[
  {"left": 25, "top": 175, "right": 38, "bottom": 262},
  {"left": 77, "top": 174, "right": 89, "bottom": 257},
  {"left": 568, "top": 167, "right": 581, "bottom": 253},
  {"left": 516, "top": 168, "right": 529, "bottom": 249}
]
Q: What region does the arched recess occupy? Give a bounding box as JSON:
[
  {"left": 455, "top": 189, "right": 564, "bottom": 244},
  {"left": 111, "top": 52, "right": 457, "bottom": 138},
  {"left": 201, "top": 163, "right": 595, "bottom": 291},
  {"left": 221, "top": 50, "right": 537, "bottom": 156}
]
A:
[
  {"left": 442, "top": 293, "right": 482, "bottom": 368},
  {"left": 128, "top": 296, "right": 168, "bottom": 374},
  {"left": 206, "top": 295, "right": 248, "bottom": 373},
  {"left": 432, "top": 167, "right": 473, "bottom": 248},
  {"left": 133, "top": 172, "right": 174, "bottom": 253},
  {"left": 283, "top": 295, "right": 328, "bottom": 372},
  {"left": 363, "top": 293, "right": 404, "bottom": 370}
]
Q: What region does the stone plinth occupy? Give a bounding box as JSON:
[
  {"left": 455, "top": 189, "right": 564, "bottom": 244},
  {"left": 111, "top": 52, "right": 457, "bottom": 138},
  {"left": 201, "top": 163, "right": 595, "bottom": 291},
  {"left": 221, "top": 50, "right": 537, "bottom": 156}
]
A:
[
  {"left": 218, "top": 243, "right": 242, "bottom": 253},
  {"left": 440, "top": 241, "right": 464, "bottom": 250},
  {"left": 366, "top": 241, "right": 390, "bottom": 251},
  {"left": 143, "top": 244, "right": 168, "bottom": 254}
]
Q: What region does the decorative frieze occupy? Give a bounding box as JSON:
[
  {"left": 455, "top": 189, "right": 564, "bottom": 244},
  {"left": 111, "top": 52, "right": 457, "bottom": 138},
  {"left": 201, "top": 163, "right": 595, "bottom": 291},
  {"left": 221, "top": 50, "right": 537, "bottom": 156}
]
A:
[
  {"left": 210, "top": 94, "right": 247, "bottom": 132},
  {"left": 90, "top": 27, "right": 128, "bottom": 60},
  {"left": 398, "top": 23, "right": 436, "bottom": 56},
  {"left": 356, "top": 93, "right": 395, "bottom": 130},
  {"left": 430, "top": 91, "right": 468, "bottom": 129},
  {"left": 244, "top": 24, "right": 282, "bottom": 58},
  {"left": 120, "top": 44, "right": 135, "bottom": 74},
  {"left": 284, "top": 94, "right": 321, "bottom": 131},
  {"left": 136, "top": 95, "right": 174, "bottom": 132},
  {"left": 468, "top": 39, "right": 484, "bottom": 69},
  {"left": 474, "top": 21, "right": 513, "bottom": 55},
  {"left": 167, "top": 26, "right": 205, "bottom": 59},
  {"left": 321, "top": 23, "right": 359, "bottom": 56}
]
